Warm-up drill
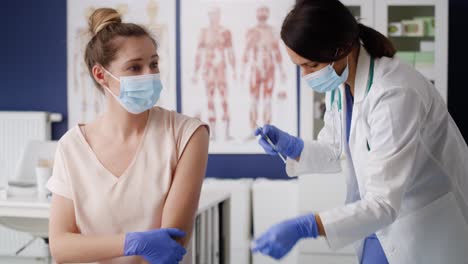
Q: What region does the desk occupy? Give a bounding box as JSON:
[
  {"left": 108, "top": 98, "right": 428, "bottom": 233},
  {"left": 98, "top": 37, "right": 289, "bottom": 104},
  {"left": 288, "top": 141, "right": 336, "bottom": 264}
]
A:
[{"left": 0, "top": 190, "right": 231, "bottom": 264}]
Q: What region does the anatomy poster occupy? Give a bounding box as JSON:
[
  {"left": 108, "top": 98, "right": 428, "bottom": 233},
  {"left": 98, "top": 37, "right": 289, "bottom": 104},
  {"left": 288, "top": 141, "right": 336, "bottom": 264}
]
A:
[
  {"left": 67, "top": 0, "right": 176, "bottom": 127},
  {"left": 181, "top": 0, "right": 298, "bottom": 154}
]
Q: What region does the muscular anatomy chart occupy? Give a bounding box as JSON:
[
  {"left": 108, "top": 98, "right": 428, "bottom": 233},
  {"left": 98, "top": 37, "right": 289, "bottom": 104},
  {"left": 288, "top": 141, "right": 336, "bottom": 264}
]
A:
[
  {"left": 67, "top": 0, "right": 176, "bottom": 127},
  {"left": 242, "top": 6, "right": 287, "bottom": 137},
  {"left": 192, "top": 7, "right": 237, "bottom": 141},
  {"left": 181, "top": 0, "right": 297, "bottom": 154}
]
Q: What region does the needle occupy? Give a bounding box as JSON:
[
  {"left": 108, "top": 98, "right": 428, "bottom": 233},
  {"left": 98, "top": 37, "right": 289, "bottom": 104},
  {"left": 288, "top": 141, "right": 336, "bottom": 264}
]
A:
[{"left": 256, "top": 123, "right": 287, "bottom": 163}]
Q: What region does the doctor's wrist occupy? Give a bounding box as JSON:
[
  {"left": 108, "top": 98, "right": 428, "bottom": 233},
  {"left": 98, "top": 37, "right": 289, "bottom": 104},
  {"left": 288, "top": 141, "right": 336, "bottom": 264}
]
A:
[
  {"left": 296, "top": 214, "right": 319, "bottom": 239},
  {"left": 287, "top": 137, "right": 304, "bottom": 159},
  {"left": 315, "top": 214, "right": 326, "bottom": 237}
]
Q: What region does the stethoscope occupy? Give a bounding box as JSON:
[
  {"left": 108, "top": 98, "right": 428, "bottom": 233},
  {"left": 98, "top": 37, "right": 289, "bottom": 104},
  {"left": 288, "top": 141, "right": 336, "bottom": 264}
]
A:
[{"left": 328, "top": 57, "right": 375, "bottom": 160}]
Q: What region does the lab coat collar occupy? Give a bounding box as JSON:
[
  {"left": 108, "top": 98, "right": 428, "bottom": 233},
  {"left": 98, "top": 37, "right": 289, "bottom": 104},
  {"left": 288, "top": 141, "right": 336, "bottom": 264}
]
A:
[{"left": 353, "top": 45, "right": 371, "bottom": 103}]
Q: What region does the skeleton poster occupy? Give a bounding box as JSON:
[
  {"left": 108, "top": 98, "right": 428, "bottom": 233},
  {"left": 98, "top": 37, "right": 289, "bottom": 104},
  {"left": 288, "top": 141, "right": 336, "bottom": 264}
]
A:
[
  {"left": 67, "top": 0, "right": 176, "bottom": 127},
  {"left": 181, "top": 0, "right": 298, "bottom": 154}
]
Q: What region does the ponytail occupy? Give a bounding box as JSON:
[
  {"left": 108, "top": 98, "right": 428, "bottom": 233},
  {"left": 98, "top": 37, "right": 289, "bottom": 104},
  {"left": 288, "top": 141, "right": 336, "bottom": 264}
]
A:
[{"left": 358, "top": 23, "right": 396, "bottom": 58}]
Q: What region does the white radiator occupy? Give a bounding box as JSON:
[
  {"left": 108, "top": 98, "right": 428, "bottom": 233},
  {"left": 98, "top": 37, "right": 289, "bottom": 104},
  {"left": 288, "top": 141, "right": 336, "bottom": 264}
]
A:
[
  {"left": 0, "top": 111, "right": 61, "bottom": 185},
  {"left": 0, "top": 111, "right": 61, "bottom": 260}
]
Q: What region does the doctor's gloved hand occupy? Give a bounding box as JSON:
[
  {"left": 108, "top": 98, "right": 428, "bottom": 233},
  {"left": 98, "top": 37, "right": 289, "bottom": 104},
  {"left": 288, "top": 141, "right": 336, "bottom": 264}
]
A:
[
  {"left": 251, "top": 214, "right": 318, "bottom": 260},
  {"left": 124, "top": 228, "right": 187, "bottom": 264},
  {"left": 254, "top": 125, "right": 304, "bottom": 159}
]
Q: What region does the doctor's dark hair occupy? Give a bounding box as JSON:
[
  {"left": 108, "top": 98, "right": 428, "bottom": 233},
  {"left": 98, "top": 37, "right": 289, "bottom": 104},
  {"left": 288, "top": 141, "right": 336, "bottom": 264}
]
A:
[
  {"left": 281, "top": 0, "right": 396, "bottom": 62},
  {"left": 84, "top": 8, "right": 157, "bottom": 91}
]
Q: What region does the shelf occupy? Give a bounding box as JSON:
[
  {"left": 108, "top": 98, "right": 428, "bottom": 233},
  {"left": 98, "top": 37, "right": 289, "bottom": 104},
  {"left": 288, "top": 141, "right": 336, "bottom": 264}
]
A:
[
  {"left": 388, "top": 6, "right": 435, "bottom": 22},
  {"left": 390, "top": 36, "right": 434, "bottom": 39},
  {"left": 391, "top": 37, "right": 435, "bottom": 52}
]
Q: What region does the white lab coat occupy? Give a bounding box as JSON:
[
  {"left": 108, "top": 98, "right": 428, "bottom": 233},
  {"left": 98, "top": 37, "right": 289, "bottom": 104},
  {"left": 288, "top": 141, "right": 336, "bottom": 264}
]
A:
[{"left": 286, "top": 46, "right": 468, "bottom": 263}]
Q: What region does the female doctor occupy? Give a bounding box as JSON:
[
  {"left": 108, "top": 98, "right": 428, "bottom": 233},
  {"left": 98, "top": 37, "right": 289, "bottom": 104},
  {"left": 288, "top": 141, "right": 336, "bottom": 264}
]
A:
[{"left": 252, "top": 0, "right": 468, "bottom": 263}]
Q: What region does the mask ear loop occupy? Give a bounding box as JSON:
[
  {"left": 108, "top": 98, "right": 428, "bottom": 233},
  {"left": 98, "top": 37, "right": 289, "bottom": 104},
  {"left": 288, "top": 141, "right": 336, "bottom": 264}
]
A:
[
  {"left": 101, "top": 67, "right": 121, "bottom": 97},
  {"left": 102, "top": 67, "right": 120, "bottom": 82},
  {"left": 333, "top": 47, "right": 341, "bottom": 63},
  {"left": 331, "top": 46, "right": 349, "bottom": 67}
]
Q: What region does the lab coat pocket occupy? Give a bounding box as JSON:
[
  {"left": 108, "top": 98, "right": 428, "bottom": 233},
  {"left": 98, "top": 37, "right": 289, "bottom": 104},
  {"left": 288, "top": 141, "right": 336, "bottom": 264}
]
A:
[
  {"left": 350, "top": 113, "right": 371, "bottom": 166},
  {"left": 379, "top": 192, "right": 468, "bottom": 264}
]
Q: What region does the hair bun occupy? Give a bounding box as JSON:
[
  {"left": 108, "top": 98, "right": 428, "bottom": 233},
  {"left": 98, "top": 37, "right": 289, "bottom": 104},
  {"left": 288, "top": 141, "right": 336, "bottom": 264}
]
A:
[{"left": 89, "top": 8, "right": 122, "bottom": 36}]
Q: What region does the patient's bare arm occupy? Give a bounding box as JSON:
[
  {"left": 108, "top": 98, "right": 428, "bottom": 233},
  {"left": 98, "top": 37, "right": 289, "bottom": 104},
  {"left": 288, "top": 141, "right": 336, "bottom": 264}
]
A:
[{"left": 160, "top": 126, "right": 210, "bottom": 246}]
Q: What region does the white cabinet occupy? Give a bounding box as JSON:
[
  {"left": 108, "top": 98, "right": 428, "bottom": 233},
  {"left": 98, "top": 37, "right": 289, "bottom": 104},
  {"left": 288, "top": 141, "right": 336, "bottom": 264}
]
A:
[
  {"left": 343, "top": 0, "right": 448, "bottom": 102},
  {"left": 252, "top": 179, "right": 299, "bottom": 264},
  {"left": 375, "top": 0, "right": 448, "bottom": 102}
]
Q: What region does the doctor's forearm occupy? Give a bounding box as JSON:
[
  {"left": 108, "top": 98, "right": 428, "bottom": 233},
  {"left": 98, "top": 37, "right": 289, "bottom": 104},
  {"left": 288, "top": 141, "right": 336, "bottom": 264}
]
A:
[{"left": 49, "top": 233, "right": 125, "bottom": 263}]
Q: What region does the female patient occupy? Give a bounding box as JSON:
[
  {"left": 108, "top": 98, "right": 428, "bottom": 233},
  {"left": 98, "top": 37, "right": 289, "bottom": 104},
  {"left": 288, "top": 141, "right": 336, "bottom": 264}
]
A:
[{"left": 47, "top": 8, "right": 209, "bottom": 264}]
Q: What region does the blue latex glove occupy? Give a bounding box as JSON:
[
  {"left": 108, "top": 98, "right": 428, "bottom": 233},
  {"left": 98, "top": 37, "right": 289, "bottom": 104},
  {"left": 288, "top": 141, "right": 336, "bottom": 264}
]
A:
[
  {"left": 124, "top": 228, "right": 187, "bottom": 264},
  {"left": 251, "top": 214, "right": 318, "bottom": 260},
  {"left": 254, "top": 125, "right": 304, "bottom": 159}
]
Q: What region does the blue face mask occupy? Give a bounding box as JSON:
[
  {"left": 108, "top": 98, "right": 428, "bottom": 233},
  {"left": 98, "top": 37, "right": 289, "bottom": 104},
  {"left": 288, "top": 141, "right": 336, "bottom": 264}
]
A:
[
  {"left": 303, "top": 60, "right": 349, "bottom": 93},
  {"left": 103, "top": 69, "right": 163, "bottom": 114}
]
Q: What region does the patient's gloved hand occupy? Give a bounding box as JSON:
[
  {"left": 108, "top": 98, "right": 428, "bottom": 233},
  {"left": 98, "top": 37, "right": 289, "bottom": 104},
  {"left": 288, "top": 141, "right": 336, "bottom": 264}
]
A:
[
  {"left": 251, "top": 214, "right": 318, "bottom": 260},
  {"left": 255, "top": 125, "right": 304, "bottom": 159},
  {"left": 124, "top": 228, "right": 186, "bottom": 264}
]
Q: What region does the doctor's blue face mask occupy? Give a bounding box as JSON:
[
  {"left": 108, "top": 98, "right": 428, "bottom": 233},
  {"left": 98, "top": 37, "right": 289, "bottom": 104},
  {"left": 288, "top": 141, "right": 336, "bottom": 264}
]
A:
[
  {"left": 102, "top": 68, "right": 163, "bottom": 114},
  {"left": 302, "top": 58, "right": 349, "bottom": 93}
]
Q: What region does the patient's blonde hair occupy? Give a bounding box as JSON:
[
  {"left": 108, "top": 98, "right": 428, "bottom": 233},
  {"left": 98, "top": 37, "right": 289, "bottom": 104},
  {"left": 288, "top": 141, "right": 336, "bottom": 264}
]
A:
[{"left": 84, "top": 8, "right": 157, "bottom": 92}]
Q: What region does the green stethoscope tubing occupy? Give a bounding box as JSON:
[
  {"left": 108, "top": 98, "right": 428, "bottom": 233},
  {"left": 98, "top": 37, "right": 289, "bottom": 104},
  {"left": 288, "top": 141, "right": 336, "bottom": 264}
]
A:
[{"left": 329, "top": 57, "right": 375, "bottom": 152}]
